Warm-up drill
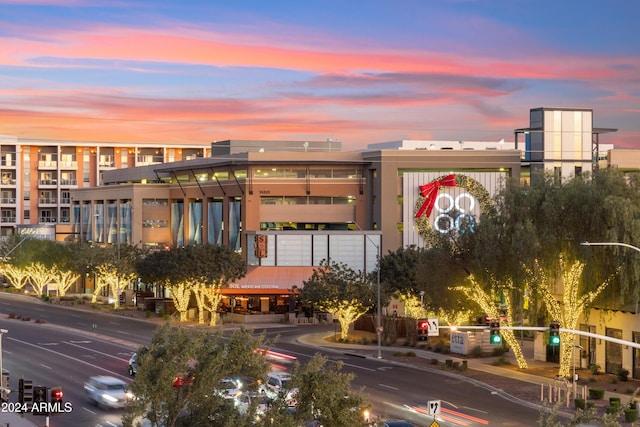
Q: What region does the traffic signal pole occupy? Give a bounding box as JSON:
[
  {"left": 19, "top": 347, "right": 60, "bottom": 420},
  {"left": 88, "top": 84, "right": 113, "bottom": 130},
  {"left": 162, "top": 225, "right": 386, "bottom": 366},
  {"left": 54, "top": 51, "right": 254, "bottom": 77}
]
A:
[{"left": 439, "top": 325, "right": 640, "bottom": 350}]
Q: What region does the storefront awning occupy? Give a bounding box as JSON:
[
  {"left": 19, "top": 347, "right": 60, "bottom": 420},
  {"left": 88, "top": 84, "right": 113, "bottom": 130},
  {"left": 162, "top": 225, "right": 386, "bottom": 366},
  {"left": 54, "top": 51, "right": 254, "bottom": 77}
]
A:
[{"left": 222, "top": 266, "right": 317, "bottom": 295}]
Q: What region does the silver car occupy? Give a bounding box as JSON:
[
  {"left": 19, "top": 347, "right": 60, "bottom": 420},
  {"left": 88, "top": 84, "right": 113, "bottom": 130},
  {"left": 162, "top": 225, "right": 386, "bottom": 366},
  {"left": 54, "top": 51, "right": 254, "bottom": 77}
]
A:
[{"left": 84, "top": 375, "right": 132, "bottom": 409}]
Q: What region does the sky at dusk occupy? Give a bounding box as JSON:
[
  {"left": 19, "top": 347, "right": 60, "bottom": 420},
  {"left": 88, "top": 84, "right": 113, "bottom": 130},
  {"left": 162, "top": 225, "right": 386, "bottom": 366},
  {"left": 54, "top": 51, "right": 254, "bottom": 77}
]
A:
[{"left": 1, "top": 0, "right": 639, "bottom": 151}]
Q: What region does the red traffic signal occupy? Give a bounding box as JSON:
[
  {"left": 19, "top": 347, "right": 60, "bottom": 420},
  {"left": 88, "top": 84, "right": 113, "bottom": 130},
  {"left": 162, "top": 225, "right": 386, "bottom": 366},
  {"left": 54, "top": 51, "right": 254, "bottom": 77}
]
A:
[
  {"left": 50, "top": 386, "right": 63, "bottom": 402},
  {"left": 417, "top": 319, "right": 428, "bottom": 330}
]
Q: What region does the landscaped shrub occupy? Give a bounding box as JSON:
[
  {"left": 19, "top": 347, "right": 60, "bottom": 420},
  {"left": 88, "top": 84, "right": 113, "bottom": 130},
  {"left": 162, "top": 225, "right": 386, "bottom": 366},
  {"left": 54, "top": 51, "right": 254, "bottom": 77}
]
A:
[
  {"left": 625, "top": 408, "right": 638, "bottom": 423},
  {"left": 430, "top": 358, "right": 439, "bottom": 365},
  {"left": 617, "top": 368, "right": 630, "bottom": 381},
  {"left": 588, "top": 388, "right": 605, "bottom": 399},
  {"left": 574, "top": 398, "right": 585, "bottom": 410},
  {"left": 610, "top": 397, "right": 621, "bottom": 407},
  {"left": 469, "top": 346, "right": 483, "bottom": 358},
  {"left": 589, "top": 363, "right": 601, "bottom": 375}
]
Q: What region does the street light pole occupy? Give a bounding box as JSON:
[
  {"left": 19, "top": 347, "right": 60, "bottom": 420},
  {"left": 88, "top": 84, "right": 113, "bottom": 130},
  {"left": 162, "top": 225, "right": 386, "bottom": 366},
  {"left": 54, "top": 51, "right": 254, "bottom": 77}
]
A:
[
  {"left": 349, "top": 221, "right": 382, "bottom": 359},
  {"left": 581, "top": 241, "right": 640, "bottom": 254}
]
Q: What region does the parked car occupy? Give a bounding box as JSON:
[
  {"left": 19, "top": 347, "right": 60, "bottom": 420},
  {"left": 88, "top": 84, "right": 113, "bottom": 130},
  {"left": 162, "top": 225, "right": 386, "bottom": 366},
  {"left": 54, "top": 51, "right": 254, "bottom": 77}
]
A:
[
  {"left": 215, "top": 377, "right": 245, "bottom": 400},
  {"left": 234, "top": 392, "right": 271, "bottom": 422},
  {"left": 84, "top": 375, "right": 133, "bottom": 409},
  {"left": 259, "top": 371, "right": 297, "bottom": 407}
]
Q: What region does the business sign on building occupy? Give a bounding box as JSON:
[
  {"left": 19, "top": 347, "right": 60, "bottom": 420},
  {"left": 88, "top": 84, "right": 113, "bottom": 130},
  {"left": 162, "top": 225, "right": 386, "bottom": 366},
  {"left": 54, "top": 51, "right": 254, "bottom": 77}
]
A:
[
  {"left": 402, "top": 172, "right": 507, "bottom": 247},
  {"left": 16, "top": 224, "right": 56, "bottom": 240}
]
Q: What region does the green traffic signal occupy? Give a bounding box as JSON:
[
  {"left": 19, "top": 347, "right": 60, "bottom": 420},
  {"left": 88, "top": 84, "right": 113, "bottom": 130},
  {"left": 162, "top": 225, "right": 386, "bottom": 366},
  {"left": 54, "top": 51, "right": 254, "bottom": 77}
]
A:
[
  {"left": 549, "top": 321, "right": 561, "bottom": 346},
  {"left": 489, "top": 321, "right": 501, "bottom": 345}
]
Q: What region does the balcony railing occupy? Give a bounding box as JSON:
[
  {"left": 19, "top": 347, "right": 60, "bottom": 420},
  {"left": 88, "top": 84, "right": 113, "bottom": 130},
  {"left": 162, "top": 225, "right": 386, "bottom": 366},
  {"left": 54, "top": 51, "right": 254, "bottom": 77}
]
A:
[
  {"left": 38, "top": 179, "right": 58, "bottom": 186},
  {"left": 39, "top": 217, "right": 57, "bottom": 223},
  {"left": 1, "top": 178, "right": 16, "bottom": 185},
  {"left": 60, "top": 179, "right": 77, "bottom": 186},
  {"left": 0, "top": 217, "right": 16, "bottom": 223},
  {"left": 59, "top": 161, "right": 78, "bottom": 168},
  {"left": 38, "top": 160, "right": 58, "bottom": 168},
  {"left": 0, "top": 198, "right": 16, "bottom": 204},
  {"left": 39, "top": 198, "right": 57, "bottom": 204}
]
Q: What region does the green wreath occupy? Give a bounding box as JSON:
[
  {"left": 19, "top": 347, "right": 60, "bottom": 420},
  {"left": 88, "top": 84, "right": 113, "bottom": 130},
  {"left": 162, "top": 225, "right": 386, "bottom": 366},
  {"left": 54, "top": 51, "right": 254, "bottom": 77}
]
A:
[{"left": 414, "top": 174, "right": 494, "bottom": 246}]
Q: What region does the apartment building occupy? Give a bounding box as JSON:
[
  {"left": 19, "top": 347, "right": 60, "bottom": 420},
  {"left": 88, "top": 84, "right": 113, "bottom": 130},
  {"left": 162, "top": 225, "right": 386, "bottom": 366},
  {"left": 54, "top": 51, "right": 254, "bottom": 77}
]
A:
[{"left": 0, "top": 134, "right": 209, "bottom": 237}]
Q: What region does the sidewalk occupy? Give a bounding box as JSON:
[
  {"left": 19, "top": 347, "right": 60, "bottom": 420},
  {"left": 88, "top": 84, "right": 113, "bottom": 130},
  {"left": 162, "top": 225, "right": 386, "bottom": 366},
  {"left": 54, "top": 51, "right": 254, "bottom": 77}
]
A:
[{"left": 295, "top": 328, "right": 631, "bottom": 410}]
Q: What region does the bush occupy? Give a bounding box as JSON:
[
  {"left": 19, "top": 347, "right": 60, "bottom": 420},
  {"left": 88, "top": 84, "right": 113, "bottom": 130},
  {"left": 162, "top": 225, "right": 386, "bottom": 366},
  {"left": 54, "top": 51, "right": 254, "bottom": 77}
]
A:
[
  {"left": 430, "top": 358, "right": 439, "bottom": 365},
  {"left": 491, "top": 346, "right": 507, "bottom": 357},
  {"left": 7, "top": 312, "right": 15, "bottom": 319},
  {"left": 574, "top": 398, "right": 585, "bottom": 409},
  {"left": 589, "top": 363, "right": 601, "bottom": 375},
  {"left": 469, "top": 346, "right": 483, "bottom": 358},
  {"left": 588, "top": 388, "right": 605, "bottom": 399},
  {"left": 492, "top": 356, "right": 510, "bottom": 366},
  {"left": 617, "top": 368, "right": 630, "bottom": 381},
  {"left": 610, "top": 397, "right": 621, "bottom": 407},
  {"left": 625, "top": 408, "right": 638, "bottom": 423}
]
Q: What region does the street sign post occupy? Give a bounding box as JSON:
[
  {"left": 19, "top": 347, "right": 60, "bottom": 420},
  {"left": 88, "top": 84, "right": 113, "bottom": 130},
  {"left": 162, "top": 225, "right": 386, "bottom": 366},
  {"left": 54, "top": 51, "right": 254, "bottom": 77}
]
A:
[
  {"left": 428, "top": 399, "right": 441, "bottom": 415},
  {"left": 427, "top": 318, "right": 439, "bottom": 336}
]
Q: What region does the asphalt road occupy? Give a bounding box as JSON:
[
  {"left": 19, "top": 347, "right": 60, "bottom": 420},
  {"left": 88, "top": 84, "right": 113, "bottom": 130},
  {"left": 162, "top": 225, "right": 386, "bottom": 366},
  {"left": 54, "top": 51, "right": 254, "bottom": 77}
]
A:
[{"left": 0, "top": 294, "right": 540, "bottom": 426}]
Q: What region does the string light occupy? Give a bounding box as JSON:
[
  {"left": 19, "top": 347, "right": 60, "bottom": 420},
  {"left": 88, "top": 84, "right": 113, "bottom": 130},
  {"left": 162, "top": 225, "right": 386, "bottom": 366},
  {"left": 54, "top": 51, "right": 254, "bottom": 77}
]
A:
[
  {"left": 527, "top": 256, "right": 610, "bottom": 378},
  {"left": 454, "top": 275, "right": 528, "bottom": 369}
]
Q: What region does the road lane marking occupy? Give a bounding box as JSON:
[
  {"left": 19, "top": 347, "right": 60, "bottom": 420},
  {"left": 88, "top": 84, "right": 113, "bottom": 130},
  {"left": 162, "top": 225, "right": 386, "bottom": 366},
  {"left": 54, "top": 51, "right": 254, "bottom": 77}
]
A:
[
  {"left": 63, "top": 341, "right": 132, "bottom": 362},
  {"left": 379, "top": 383, "right": 399, "bottom": 390},
  {"left": 40, "top": 364, "right": 52, "bottom": 370},
  {"left": 83, "top": 407, "right": 97, "bottom": 415},
  {"left": 7, "top": 337, "right": 132, "bottom": 381}
]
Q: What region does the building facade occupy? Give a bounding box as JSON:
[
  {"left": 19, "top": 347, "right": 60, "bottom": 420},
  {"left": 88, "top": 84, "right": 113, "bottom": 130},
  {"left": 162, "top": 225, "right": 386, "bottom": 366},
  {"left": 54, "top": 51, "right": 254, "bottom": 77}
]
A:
[{"left": 0, "top": 134, "right": 210, "bottom": 238}]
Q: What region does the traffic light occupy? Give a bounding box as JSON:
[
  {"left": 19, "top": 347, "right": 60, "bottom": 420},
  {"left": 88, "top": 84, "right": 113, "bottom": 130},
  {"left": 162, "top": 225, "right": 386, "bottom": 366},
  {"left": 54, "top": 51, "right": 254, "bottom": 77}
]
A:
[
  {"left": 33, "top": 385, "right": 48, "bottom": 415},
  {"left": 18, "top": 379, "right": 33, "bottom": 404},
  {"left": 489, "top": 321, "right": 502, "bottom": 344},
  {"left": 51, "top": 386, "right": 63, "bottom": 404},
  {"left": 549, "top": 321, "right": 561, "bottom": 346},
  {"left": 417, "top": 319, "right": 428, "bottom": 340}
]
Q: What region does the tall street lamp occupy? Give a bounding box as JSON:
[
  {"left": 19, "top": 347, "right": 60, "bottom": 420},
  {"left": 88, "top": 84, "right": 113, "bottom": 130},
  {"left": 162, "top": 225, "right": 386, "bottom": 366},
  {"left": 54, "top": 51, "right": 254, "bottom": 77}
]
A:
[
  {"left": 581, "top": 241, "right": 640, "bottom": 254},
  {"left": 349, "top": 222, "right": 382, "bottom": 359}
]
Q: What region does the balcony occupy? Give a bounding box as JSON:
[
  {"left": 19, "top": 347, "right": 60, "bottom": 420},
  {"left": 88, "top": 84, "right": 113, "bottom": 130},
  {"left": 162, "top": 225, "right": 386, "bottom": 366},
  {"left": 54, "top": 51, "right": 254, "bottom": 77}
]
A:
[
  {"left": 39, "top": 198, "right": 57, "bottom": 205},
  {"left": 59, "top": 161, "right": 78, "bottom": 169},
  {"left": 38, "top": 179, "right": 58, "bottom": 186},
  {"left": 60, "top": 179, "right": 77, "bottom": 186},
  {"left": 0, "top": 217, "right": 16, "bottom": 223},
  {"left": 1, "top": 178, "right": 16, "bottom": 185},
  {"left": 136, "top": 155, "right": 164, "bottom": 165},
  {"left": 39, "top": 217, "right": 57, "bottom": 223},
  {"left": 0, "top": 198, "right": 16, "bottom": 204},
  {"left": 38, "top": 160, "right": 58, "bottom": 169}
]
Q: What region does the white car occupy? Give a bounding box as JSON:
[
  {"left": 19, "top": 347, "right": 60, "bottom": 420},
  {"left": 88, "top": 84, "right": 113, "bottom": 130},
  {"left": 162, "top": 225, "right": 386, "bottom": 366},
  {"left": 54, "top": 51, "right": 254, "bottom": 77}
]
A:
[
  {"left": 234, "top": 392, "right": 271, "bottom": 421},
  {"left": 259, "top": 371, "right": 297, "bottom": 406},
  {"left": 84, "top": 375, "right": 133, "bottom": 409},
  {"left": 215, "top": 377, "right": 244, "bottom": 400}
]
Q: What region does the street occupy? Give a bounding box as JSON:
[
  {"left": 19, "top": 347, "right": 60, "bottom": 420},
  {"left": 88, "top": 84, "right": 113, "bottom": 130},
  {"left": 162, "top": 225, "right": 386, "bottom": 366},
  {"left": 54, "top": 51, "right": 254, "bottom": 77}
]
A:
[{"left": 0, "top": 293, "right": 541, "bottom": 426}]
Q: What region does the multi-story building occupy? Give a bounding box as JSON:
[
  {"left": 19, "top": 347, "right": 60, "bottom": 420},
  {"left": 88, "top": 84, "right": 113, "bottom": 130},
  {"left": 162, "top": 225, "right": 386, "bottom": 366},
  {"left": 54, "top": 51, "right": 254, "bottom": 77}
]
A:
[
  {"left": 0, "top": 134, "right": 209, "bottom": 238},
  {"left": 514, "top": 107, "right": 617, "bottom": 180}
]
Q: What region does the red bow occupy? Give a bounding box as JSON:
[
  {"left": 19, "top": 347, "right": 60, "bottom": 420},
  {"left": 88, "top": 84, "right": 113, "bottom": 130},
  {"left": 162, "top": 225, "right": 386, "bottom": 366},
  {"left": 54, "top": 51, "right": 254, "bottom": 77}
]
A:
[{"left": 415, "top": 174, "right": 457, "bottom": 218}]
